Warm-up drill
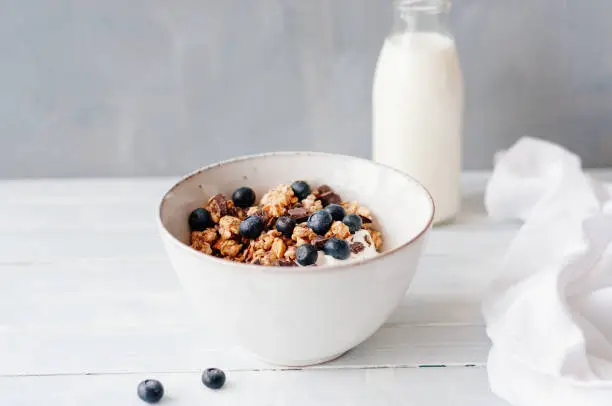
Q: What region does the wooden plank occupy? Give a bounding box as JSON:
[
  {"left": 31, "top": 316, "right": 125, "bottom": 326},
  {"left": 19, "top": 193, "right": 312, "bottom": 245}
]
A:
[
  {"left": 0, "top": 178, "right": 176, "bottom": 203},
  {"left": 1, "top": 325, "right": 489, "bottom": 376},
  {"left": 0, "top": 201, "right": 159, "bottom": 231},
  {"left": 0, "top": 254, "right": 491, "bottom": 375},
  {"left": 0, "top": 367, "right": 508, "bottom": 406},
  {"left": 0, "top": 229, "right": 165, "bottom": 262}
]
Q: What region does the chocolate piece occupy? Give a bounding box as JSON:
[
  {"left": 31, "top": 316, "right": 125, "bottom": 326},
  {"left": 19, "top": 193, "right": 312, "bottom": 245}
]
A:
[
  {"left": 209, "top": 194, "right": 228, "bottom": 217},
  {"left": 288, "top": 207, "right": 310, "bottom": 222},
  {"left": 364, "top": 234, "right": 372, "bottom": 245},
  {"left": 273, "top": 259, "right": 298, "bottom": 267},
  {"left": 313, "top": 185, "right": 342, "bottom": 206},
  {"left": 318, "top": 191, "right": 342, "bottom": 206},
  {"left": 230, "top": 234, "right": 244, "bottom": 243},
  {"left": 316, "top": 185, "right": 333, "bottom": 195},
  {"left": 359, "top": 215, "right": 372, "bottom": 224},
  {"left": 311, "top": 236, "right": 329, "bottom": 250},
  {"left": 350, "top": 242, "right": 365, "bottom": 254}
]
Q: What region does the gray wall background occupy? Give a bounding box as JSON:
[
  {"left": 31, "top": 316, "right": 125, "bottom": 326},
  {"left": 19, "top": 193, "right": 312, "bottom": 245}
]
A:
[{"left": 2, "top": 0, "right": 612, "bottom": 178}]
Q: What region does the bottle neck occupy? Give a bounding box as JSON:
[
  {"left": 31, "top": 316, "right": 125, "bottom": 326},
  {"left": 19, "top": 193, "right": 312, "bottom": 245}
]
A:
[{"left": 393, "top": 0, "right": 451, "bottom": 35}]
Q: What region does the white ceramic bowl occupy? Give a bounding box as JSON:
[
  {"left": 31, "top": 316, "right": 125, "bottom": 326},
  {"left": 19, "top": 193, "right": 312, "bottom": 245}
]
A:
[{"left": 158, "top": 152, "right": 434, "bottom": 366}]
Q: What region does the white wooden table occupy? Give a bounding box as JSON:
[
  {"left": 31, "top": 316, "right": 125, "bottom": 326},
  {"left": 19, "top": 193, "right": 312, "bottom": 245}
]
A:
[{"left": 9, "top": 171, "right": 608, "bottom": 405}]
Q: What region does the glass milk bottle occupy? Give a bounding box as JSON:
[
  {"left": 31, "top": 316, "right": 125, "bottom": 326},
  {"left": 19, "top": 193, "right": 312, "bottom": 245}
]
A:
[{"left": 373, "top": 0, "right": 463, "bottom": 224}]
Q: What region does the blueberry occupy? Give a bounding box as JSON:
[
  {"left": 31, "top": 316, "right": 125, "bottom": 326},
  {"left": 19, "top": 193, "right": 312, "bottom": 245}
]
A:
[
  {"left": 342, "top": 213, "right": 362, "bottom": 234},
  {"left": 323, "top": 238, "right": 350, "bottom": 260},
  {"left": 307, "top": 210, "right": 333, "bottom": 235},
  {"left": 189, "top": 208, "right": 214, "bottom": 231},
  {"left": 324, "top": 204, "right": 346, "bottom": 221},
  {"left": 239, "top": 216, "right": 265, "bottom": 239},
  {"left": 202, "top": 368, "right": 226, "bottom": 390},
  {"left": 232, "top": 186, "right": 256, "bottom": 208},
  {"left": 137, "top": 379, "right": 164, "bottom": 404},
  {"left": 296, "top": 243, "right": 318, "bottom": 266},
  {"left": 291, "top": 181, "right": 311, "bottom": 200},
  {"left": 276, "top": 216, "right": 297, "bottom": 237}
]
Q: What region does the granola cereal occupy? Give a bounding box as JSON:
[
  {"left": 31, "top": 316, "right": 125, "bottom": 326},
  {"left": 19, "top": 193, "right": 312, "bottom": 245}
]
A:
[
  {"left": 370, "top": 230, "right": 383, "bottom": 251},
  {"left": 218, "top": 216, "right": 241, "bottom": 240},
  {"left": 191, "top": 239, "right": 213, "bottom": 255},
  {"left": 226, "top": 200, "right": 247, "bottom": 220},
  {"left": 246, "top": 206, "right": 262, "bottom": 216},
  {"left": 188, "top": 181, "right": 384, "bottom": 267},
  {"left": 284, "top": 245, "right": 297, "bottom": 261},
  {"left": 260, "top": 185, "right": 298, "bottom": 217},
  {"left": 301, "top": 194, "right": 323, "bottom": 213},
  {"left": 291, "top": 223, "right": 318, "bottom": 246},
  {"left": 206, "top": 194, "right": 228, "bottom": 223},
  {"left": 271, "top": 238, "right": 287, "bottom": 259},
  {"left": 191, "top": 228, "right": 218, "bottom": 246},
  {"left": 214, "top": 239, "right": 242, "bottom": 258}
]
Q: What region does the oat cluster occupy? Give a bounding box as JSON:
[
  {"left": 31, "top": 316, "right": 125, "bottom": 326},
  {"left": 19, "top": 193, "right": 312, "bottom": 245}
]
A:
[{"left": 189, "top": 183, "right": 383, "bottom": 266}]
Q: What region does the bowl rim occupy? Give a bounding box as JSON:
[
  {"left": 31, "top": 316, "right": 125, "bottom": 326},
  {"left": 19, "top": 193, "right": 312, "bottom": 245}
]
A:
[{"left": 157, "top": 151, "right": 435, "bottom": 273}]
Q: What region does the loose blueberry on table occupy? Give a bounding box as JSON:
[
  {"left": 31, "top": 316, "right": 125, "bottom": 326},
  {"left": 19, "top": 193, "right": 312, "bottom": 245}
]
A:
[
  {"left": 323, "top": 238, "right": 351, "bottom": 260},
  {"left": 137, "top": 379, "right": 164, "bottom": 404},
  {"left": 239, "top": 215, "right": 265, "bottom": 239},
  {"left": 291, "top": 180, "right": 311, "bottom": 200},
  {"left": 307, "top": 210, "right": 333, "bottom": 235},
  {"left": 343, "top": 213, "right": 363, "bottom": 234},
  {"left": 202, "top": 368, "right": 226, "bottom": 389},
  {"left": 188, "top": 207, "right": 214, "bottom": 231},
  {"left": 296, "top": 243, "right": 318, "bottom": 266},
  {"left": 232, "top": 186, "right": 256, "bottom": 208}
]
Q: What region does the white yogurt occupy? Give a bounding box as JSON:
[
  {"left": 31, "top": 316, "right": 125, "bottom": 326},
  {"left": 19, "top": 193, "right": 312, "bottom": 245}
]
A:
[{"left": 314, "top": 230, "right": 378, "bottom": 266}]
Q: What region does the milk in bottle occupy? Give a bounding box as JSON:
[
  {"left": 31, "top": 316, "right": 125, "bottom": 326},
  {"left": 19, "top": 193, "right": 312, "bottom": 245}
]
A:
[{"left": 373, "top": 0, "right": 463, "bottom": 224}]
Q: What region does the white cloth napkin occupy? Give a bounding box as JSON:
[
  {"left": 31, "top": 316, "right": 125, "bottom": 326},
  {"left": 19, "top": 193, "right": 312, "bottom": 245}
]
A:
[{"left": 483, "top": 136, "right": 612, "bottom": 405}]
